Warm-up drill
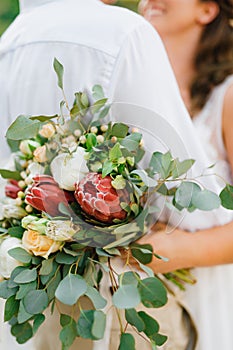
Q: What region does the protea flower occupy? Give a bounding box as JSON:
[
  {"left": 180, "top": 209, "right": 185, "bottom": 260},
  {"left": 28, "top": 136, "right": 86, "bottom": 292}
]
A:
[
  {"left": 25, "top": 175, "right": 75, "bottom": 217},
  {"left": 5, "top": 180, "right": 21, "bottom": 199},
  {"left": 75, "top": 172, "right": 129, "bottom": 224}
]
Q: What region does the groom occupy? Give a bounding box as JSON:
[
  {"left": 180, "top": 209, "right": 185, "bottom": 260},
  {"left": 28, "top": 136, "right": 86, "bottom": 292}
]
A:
[{"left": 0, "top": 0, "right": 202, "bottom": 349}]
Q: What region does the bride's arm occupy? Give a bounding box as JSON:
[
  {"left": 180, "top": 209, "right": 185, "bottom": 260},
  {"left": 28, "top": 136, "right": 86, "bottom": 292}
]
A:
[{"left": 136, "top": 83, "right": 233, "bottom": 274}]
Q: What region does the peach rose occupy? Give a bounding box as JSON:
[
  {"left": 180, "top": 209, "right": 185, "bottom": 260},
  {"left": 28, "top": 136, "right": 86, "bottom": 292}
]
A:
[
  {"left": 39, "top": 123, "right": 55, "bottom": 138},
  {"left": 22, "top": 229, "right": 62, "bottom": 259},
  {"left": 33, "top": 145, "right": 47, "bottom": 163}
]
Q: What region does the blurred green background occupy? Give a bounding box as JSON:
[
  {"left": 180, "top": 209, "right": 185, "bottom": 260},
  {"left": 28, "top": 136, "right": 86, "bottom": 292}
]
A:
[{"left": 0, "top": 0, "right": 140, "bottom": 36}]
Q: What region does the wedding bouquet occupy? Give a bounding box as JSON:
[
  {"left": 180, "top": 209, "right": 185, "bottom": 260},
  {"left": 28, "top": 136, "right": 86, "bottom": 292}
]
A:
[{"left": 0, "top": 59, "right": 232, "bottom": 350}]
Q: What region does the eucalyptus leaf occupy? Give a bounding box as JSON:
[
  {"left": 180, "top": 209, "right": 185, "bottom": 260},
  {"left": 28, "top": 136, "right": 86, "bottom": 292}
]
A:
[
  {"left": 53, "top": 58, "right": 64, "bottom": 90},
  {"left": 14, "top": 268, "right": 37, "bottom": 284},
  {"left": 11, "top": 322, "right": 33, "bottom": 344},
  {"left": 33, "top": 314, "right": 45, "bottom": 334},
  {"left": 55, "top": 274, "right": 87, "bottom": 305},
  {"left": 175, "top": 182, "right": 201, "bottom": 209},
  {"left": 16, "top": 281, "right": 37, "bottom": 300},
  {"left": 18, "top": 301, "right": 32, "bottom": 324},
  {"left": 111, "top": 123, "right": 129, "bottom": 138},
  {"left": 23, "top": 290, "right": 49, "bottom": 315},
  {"left": 92, "top": 85, "right": 105, "bottom": 100},
  {"left": 172, "top": 159, "right": 195, "bottom": 178},
  {"left": 6, "top": 115, "right": 41, "bottom": 141},
  {"left": 8, "top": 247, "right": 32, "bottom": 264},
  {"left": 138, "top": 277, "right": 167, "bottom": 308},
  {"left": 119, "top": 333, "right": 136, "bottom": 350},
  {"left": 192, "top": 189, "right": 221, "bottom": 211},
  {"left": 0, "top": 169, "right": 22, "bottom": 181},
  {"left": 59, "top": 319, "right": 77, "bottom": 349},
  {"left": 112, "top": 285, "right": 140, "bottom": 309},
  {"left": 91, "top": 310, "right": 106, "bottom": 340},
  {"left": 125, "top": 309, "right": 145, "bottom": 332},
  {"left": 76, "top": 310, "right": 95, "bottom": 339},
  {"left": 85, "top": 286, "right": 107, "bottom": 309},
  {"left": 137, "top": 311, "right": 159, "bottom": 337},
  {"left": 4, "top": 295, "right": 19, "bottom": 321},
  {"left": 220, "top": 184, "right": 233, "bottom": 210}
]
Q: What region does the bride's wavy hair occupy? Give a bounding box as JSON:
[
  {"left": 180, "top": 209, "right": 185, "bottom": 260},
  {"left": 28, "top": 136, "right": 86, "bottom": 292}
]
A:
[{"left": 191, "top": 0, "right": 233, "bottom": 113}]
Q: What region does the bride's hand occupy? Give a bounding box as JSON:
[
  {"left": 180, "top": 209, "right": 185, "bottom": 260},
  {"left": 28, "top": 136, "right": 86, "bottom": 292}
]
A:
[{"left": 121, "top": 222, "right": 194, "bottom": 274}]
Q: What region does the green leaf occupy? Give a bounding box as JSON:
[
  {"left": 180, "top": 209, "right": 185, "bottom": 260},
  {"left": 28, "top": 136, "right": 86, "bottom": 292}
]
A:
[
  {"left": 14, "top": 268, "right": 37, "bottom": 284},
  {"left": 111, "top": 123, "right": 129, "bottom": 138},
  {"left": 76, "top": 310, "right": 94, "bottom": 339},
  {"left": 131, "top": 170, "right": 157, "bottom": 187},
  {"left": 192, "top": 189, "right": 221, "bottom": 211},
  {"left": 152, "top": 333, "right": 168, "bottom": 346},
  {"left": 91, "top": 310, "right": 106, "bottom": 340},
  {"left": 102, "top": 160, "right": 115, "bottom": 177},
  {"left": 16, "top": 281, "right": 37, "bottom": 300},
  {"left": 85, "top": 286, "right": 107, "bottom": 309},
  {"left": 0, "top": 280, "right": 18, "bottom": 299},
  {"left": 92, "top": 85, "right": 105, "bottom": 100},
  {"left": 18, "top": 300, "right": 33, "bottom": 324},
  {"left": 0, "top": 169, "right": 22, "bottom": 181},
  {"left": 6, "top": 115, "right": 41, "bottom": 140},
  {"left": 7, "top": 226, "right": 24, "bottom": 239},
  {"left": 55, "top": 274, "right": 87, "bottom": 305},
  {"left": 119, "top": 271, "right": 139, "bottom": 287},
  {"left": 131, "top": 243, "right": 153, "bottom": 264},
  {"left": 220, "top": 184, "right": 233, "bottom": 210},
  {"left": 53, "top": 58, "right": 64, "bottom": 89},
  {"left": 30, "top": 115, "right": 57, "bottom": 122},
  {"left": 138, "top": 263, "right": 154, "bottom": 278},
  {"left": 8, "top": 267, "right": 28, "bottom": 289},
  {"left": 55, "top": 251, "right": 78, "bottom": 265},
  {"left": 112, "top": 285, "right": 140, "bottom": 309},
  {"left": 138, "top": 277, "right": 167, "bottom": 308},
  {"left": 11, "top": 322, "right": 33, "bottom": 344},
  {"left": 111, "top": 175, "right": 126, "bottom": 190},
  {"left": 47, "top": 270, "right": 61, "bottom": 302},
  {"left": 175, "top": 182, "right": 201, "bottom": 209},
  {"left": 109, "top": 142, "right": 122, "bottom": 162},
  {"left": 119, "top": 333, "right": 136, "bottom": 350},
  {"left": 172, "top": 159, "right": 195, "bottom": 178},
  {"left": 4, "top": 295, "right": 19, "bottom": 321},
  {"left": 40, "top": 258, "right": 54, "bottom": 276},
  {"left": 125, "top": 309, "right": 145, "bottom": 332},
  {"left": 137, "top": 311, "right": 159, "bottom": 337},
  {"left": 91, "top": 98, "right": 108, "bottom": 114},
  {"left": 60, "top": 314, "right": 73, "bottom": 327},
  {"left": 149, "top": 151, "right": 173, "bottom": 178},
  {"left": 23, "top": 290, "right": 49, "bottom": 314},
  {"left": 120, "top": 133, "right": 141, "bottom": 152},
  {"left": 60, "top": 319, "right": 77, "bottom": 349},
  {"left": 8, "top": 247, "right": 32, "bottom": 264},
  {"left": 33, "top": 314, "right": 45, "bottom": 334},
  {"left": 86, "top": 133, "right": 97, "bottom": 151}
]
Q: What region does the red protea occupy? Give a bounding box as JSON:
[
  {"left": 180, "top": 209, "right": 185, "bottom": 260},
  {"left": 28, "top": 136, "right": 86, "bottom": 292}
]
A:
[
  {"left": 5, "top": 180, "right": 21, "bottom": 199},
  {"left": 74, "top": 172, "right": 129, "bottom": 224},
  {"left": 25, "top": 175, "right": 75, "bottom": 217}
]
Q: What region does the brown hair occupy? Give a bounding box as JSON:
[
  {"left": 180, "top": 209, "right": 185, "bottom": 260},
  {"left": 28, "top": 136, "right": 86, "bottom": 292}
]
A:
[{"left": 191, "top": 0, "right": 233, "bottom": 114}]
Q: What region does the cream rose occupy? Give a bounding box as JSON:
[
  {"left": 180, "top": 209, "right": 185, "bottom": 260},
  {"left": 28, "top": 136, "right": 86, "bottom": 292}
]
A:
[
  {"left": 22, "top": 229, "right": 62, "bottom": 259},
  {"left": 39, "top": 123, "right": 55, "bottom": 138},
  {"left": 0, "top": 237, "right": 23, "bottom": 278},
  {"left": 33, "top": 145, "right": 47, "bottom": 163},
  {"left": 50, "top": 147, "right": 89, "bottom": 190}
]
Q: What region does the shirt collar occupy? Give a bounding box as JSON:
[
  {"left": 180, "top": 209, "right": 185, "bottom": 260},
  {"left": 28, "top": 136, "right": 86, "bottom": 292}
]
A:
[{"left": 19, "top": 0, "right": 60, "bottom": 13}]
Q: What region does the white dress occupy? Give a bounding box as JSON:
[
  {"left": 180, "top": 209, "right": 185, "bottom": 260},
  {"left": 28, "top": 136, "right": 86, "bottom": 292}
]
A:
[{"left": 183, "top": 75, "right": 233, "bottom": 350}]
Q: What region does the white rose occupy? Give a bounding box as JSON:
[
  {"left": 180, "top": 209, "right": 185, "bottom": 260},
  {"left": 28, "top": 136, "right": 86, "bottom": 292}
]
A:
[
  {"left": 50, "top": 147, "right": 89, "bottom": 191},
  {"left": 0, "top": 237, "right": 23, "bottom": 278}
]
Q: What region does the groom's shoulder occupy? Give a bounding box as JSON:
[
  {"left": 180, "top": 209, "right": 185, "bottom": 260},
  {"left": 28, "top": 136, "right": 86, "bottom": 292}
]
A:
[{"left": 0, "top": 0, "right": 154, "bottom": 57}]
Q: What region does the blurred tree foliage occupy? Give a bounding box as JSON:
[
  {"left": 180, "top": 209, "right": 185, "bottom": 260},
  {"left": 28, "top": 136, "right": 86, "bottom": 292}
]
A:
[
  {"left": 0, "top": 0, "right": 139, "bottom": 36},
  {"left": 0, "top": 0, "right": 19, "bottom": 36}
]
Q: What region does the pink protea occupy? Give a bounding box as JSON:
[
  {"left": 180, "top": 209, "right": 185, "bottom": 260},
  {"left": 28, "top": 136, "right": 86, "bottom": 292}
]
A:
[
  {"left": 25, "top": 175, "right": 75, "bottom": 217},
  {"left": 5, "top": 180, "right": 21, "bottom": 199},
  {"left": 75, "top": 172, "right": 129, "bottom": 224}
]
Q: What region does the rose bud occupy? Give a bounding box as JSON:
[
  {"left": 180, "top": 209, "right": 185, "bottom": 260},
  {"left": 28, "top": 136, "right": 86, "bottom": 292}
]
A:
[
  {"left": 75, "top": 172, "right": 130, "bottom": 224},
  {"left": 25, "top": 175, "right": 75, "bottom": 217},
  {"left": 5, "top": 179, "right": 21, "bottom": 199}
]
